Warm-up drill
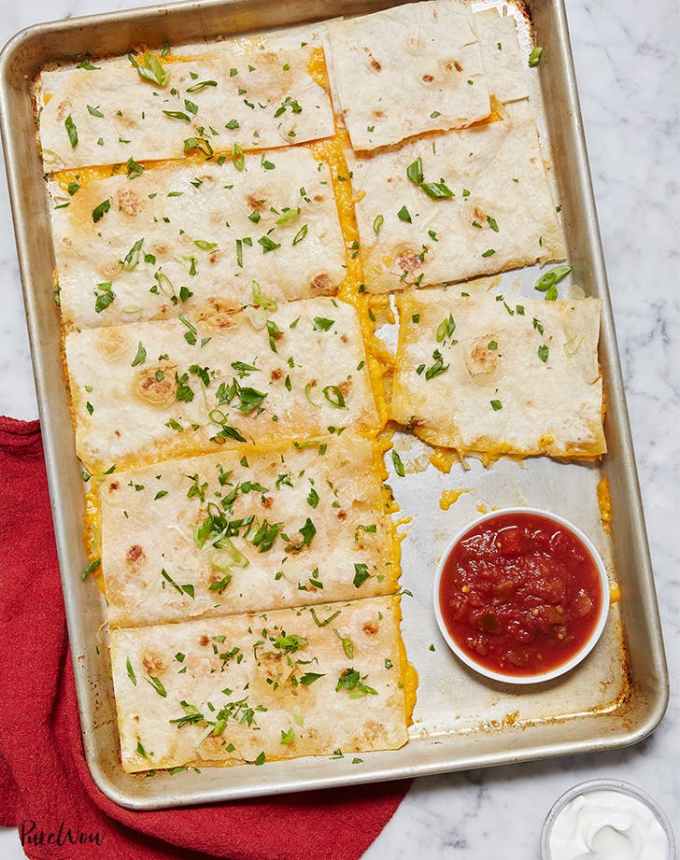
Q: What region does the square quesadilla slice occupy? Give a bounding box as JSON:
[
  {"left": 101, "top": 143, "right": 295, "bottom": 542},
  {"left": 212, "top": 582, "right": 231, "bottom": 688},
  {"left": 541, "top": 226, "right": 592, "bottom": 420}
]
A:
[
  {"left": 48, "top": 147, "right": 344, "bottom": 329},
  {"left": 65, "top": 297, "right": 379, "bottom": 469},
  {"left": 38, "top": 40, "right": 334, "bottom": 171},
  {"left": 327, "top": 1, "right": 491, "bottom": 151},
  {"left": 110, "top": 595, "right": 408, "bottom": 772},
  {"left": 101, "top": 433, "right": 397, "bottom": 627},
  {"left": 349, "top": 101, "right": 565, "bottom": 294},
  {"left": 392, "top": 289, "right": 606, "bottom": 458}
]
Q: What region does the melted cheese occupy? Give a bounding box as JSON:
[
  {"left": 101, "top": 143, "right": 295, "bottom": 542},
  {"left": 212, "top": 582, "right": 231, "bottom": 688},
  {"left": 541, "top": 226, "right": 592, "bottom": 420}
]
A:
[
  {"left": 312, "top": 129, "right": 391, "bottom": 430},
  {"left": 429, "top": 447, "right": 458, "bottom": 474},
  {"left": 439, "top": 489, "right": 469, "bottom": 511},
  {"left": 597, "top": 477, "right": 613, "bottom": 534}
]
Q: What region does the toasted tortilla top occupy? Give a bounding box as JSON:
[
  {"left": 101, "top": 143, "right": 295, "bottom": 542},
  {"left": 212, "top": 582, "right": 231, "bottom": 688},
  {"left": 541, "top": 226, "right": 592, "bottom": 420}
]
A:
[
  {"left": 349, "top": 100, "right": 565, "bottom": 294},
  {"left": 49, "top": 147, "right": 344, "bottom": 329},
  {"left": 38, "top": 40, "right": 334, "bottom": 171},
  {"left": 101, "top": 434, "right": 397, "bottom": 627},
  {"left": 327, "top": 1, "right": 490, "bottom": 151},
  {"left": 110, "top": 595, "right": 408, "bottom": 772},
  {"left": 65, "top": 297, "right": 379, "bottom": 469},
  {"left": 391, "top": 289, "right": 605, "bottom": 458}
]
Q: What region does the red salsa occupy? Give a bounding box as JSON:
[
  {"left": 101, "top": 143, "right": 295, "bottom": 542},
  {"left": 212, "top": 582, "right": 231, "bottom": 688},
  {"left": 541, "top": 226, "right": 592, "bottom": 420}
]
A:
[{"left": 439, "top": 512, "right": 603, "bottom": 677}]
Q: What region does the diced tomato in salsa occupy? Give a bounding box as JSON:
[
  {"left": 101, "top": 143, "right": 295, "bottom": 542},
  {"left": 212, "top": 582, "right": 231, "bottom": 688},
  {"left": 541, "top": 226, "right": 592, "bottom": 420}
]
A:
[{"left": 439, "top": 512, "right": 603, "bottom": 676}]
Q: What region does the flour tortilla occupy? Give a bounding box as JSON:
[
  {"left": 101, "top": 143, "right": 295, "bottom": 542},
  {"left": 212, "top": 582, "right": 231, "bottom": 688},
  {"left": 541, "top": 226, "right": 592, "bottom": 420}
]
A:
[
  {"left": 110, "top": 595, "right": 407, "bottom": 772},
  {"left": 38, "top": 39, "right": 333, "bottom": 171},
  {"left": 326, "top": 1, "right": 491, "bottom": 151},
  {"left": 473, "top": 8, "right": 529, "bottom": 104},
  {"left": 392, "top": 289, "right": 605, "bottom": 458},
  {"left": 49, "top": 147, "right": 344, "bottom": 329},
  {"left": 349, "top": 100, "right": 565, "bottom": 293},
  {"left": 65, "top": 297, "right": 379, "bottom": 469},
  {"left": 101, "top": 434, "right": 397, "bottom": 627}
]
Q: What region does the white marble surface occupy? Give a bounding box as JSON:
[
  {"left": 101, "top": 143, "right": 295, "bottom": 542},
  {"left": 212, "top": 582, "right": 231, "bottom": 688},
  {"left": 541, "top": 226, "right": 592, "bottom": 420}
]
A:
[{"left": 1, "top": 0, "right": 679, "bottom": 857}]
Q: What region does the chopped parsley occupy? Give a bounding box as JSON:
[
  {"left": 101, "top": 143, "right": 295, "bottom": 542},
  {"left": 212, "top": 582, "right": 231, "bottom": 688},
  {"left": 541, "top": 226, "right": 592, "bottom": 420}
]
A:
[
  {"left": 94, "top": 282, "right": 114, "bottom": 313},
  {"left": 335, "top": 668, "right": 377, "bottom": 698},
  {"left": 126, "top": 157, "right": 144, "bottom": 179},
  {"left": 353, "top": 563, "right": 370, "bottom": 588},
  {"left": 406, "top": 156, "right": 454, "bottom": 199},
  {"left": 91, "top": 199, "right": 111, "bottom": 223}
]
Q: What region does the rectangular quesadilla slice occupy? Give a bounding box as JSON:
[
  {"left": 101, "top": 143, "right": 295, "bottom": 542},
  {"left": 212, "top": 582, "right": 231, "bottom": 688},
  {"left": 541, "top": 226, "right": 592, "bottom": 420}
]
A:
[
  {"left": 110, "top": 595, "right": 408, "bottom": 772},
  {"left": 349, "top": 101, "right": 565, "bottom": 293},
  {"left": 326, "top": 1, "right": 491, "bottom": 151},
  {"left": 101, "top": 434, "right": 397, "bottom": 627},
  {"left": 473, "top": 8, "right": 529, "bottom": 104},
  {"left": 48, "top": 147, "right": 344, "bottom": 330},
  {"left": 392, "top": 289, "right": 605, "bottom": 458},
  {"left": 38, "top": 40, "right": 334, "bottom": 171},
  {"left": 65, "top": 297, "right": 379, "bottom": 469}
]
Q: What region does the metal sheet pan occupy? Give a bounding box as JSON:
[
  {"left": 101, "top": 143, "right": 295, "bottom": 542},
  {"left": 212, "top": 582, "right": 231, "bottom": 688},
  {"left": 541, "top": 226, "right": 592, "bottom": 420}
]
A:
[{"left": 0, "top": 0, "right": 669, "bottom": 809}]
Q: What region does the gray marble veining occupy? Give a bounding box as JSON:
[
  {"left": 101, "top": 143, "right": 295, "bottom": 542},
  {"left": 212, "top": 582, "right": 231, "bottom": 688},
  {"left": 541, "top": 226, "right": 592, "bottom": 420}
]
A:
[{"left": 0, "top": 0, "right": 678, "bottom": 857}]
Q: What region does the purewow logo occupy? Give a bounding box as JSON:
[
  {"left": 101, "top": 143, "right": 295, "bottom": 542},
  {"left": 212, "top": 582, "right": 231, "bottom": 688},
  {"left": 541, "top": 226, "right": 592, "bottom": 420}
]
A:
[{"left": 19, "top": 820, "right": 104, "bottom": 848}]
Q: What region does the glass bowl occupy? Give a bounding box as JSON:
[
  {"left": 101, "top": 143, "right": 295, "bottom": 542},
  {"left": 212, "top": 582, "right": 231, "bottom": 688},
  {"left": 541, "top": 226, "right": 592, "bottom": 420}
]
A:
[{"left": 540, "top": 778, "right": 676, "bottom": 859}]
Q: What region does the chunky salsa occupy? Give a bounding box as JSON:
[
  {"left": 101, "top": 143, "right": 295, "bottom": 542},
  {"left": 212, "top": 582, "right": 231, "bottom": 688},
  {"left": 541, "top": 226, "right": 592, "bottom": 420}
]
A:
[{"left": 439, "top": 512, "right": 603, "bottom": 677}]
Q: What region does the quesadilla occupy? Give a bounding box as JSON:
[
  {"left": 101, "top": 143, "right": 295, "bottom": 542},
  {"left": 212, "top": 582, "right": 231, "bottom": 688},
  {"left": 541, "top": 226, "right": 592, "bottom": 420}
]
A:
[
  {"left": 327, "top": 1, "right": 491, "bottom": 151},
  {"left": 391, "top": 289, "right": 605, "bottom": 458},
  {"left": 38, "top": 40, "right": 334, "bottom": 171},
  {"left": 101, "top": 434, "right": 397, "bottom": 627},
  {"left": 110, "top": 595, "right": 408, "bottom": 772},
  {"left": 473, "top": 8, "right": 529, "bottom": 104},
  {"left": 65, "top": 297, "right": 379, "bottom": 469},
  {"left": 49, "top": 147, "right": 344, "bottom": 329},
  {"left": 349, "top": 100, "right": 565, "bottom": 293}
]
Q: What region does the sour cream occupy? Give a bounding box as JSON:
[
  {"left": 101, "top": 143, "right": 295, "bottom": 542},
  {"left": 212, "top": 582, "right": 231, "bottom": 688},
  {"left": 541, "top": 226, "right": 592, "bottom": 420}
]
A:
[{"left": 549, "top": 789, "right": 669, "bottom": 860}]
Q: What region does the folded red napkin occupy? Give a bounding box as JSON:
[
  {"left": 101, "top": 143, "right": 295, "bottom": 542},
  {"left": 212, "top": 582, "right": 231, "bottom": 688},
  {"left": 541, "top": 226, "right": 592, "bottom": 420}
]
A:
[{"left": 0, "top": 416, "right": 409, "bottom": 860}]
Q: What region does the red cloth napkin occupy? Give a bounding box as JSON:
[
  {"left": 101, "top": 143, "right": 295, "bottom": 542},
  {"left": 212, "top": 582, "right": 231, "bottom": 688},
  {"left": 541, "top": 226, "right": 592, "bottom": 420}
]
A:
[{"left": 0, "top": 416, "right": 409, "bottom": 860}]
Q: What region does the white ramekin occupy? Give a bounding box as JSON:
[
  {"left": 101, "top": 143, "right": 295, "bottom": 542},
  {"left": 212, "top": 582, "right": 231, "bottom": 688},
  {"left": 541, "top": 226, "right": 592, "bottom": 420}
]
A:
[{"left": 432, "top": 507, "right": 611, "bottom": 685}]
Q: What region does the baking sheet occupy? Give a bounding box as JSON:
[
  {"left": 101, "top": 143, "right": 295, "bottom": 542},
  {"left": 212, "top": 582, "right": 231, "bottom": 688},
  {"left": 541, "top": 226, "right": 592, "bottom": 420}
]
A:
[{"left": 0, "top": 0, "right": 668, "bottom": 808}]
